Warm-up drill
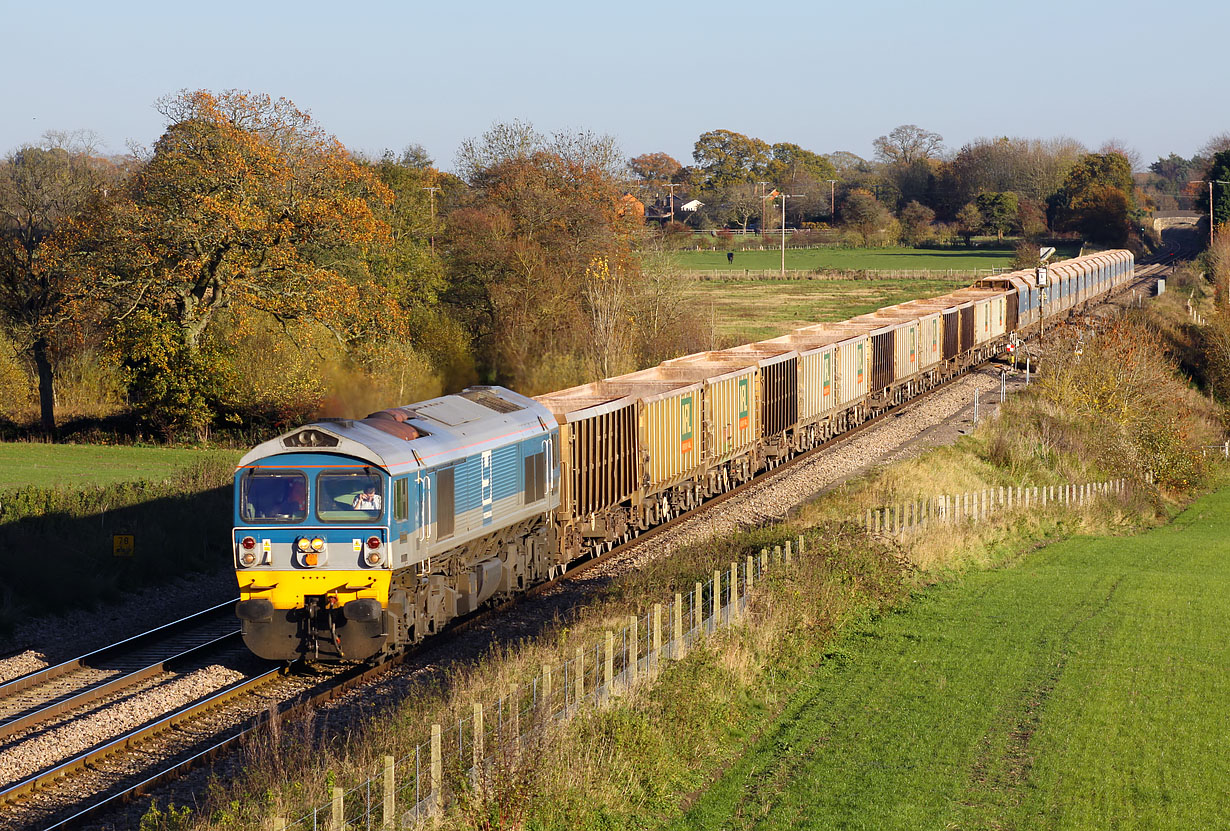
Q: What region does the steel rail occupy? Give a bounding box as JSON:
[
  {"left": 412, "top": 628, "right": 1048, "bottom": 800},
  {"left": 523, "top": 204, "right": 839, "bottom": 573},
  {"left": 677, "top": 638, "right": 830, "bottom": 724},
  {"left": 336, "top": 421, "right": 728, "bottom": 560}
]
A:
[
  {"left": 0, "top": 631, "right": 241, "bottom": 743},
  {"left": 0, "top": 599, "right": 237, "bottom": 699}
]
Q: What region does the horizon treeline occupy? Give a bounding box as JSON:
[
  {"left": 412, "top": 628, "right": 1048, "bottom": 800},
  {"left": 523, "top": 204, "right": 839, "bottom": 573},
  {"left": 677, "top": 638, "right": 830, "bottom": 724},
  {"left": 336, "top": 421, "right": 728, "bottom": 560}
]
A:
[{"left": 1, "top": 88, "right": 1227, "bottom": 442}]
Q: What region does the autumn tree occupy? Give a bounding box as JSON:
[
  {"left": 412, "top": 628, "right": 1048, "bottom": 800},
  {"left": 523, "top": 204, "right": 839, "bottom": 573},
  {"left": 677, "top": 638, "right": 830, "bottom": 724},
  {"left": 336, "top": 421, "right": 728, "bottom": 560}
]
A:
[
  {"left": 974, "top": 191, "right": 1019, "bottom": 239},
  {"left": 629, "top": 152, "right": 682, "bottom": 187},
  {"left": 873, "top": 125, "right": 945, "bottom": 167},
  {"left": 955, "top": 202, "right": 983, "bottom": 246},
  {"left": 0, "top": 134, "right": 112, "bottom": 434},
  {"left": 692, "top": 129, "right": 771, "bottom": 190},
  {"left": 1050, "top": 152, "right": 1135, "bottom": 245},
  {"left": 79, "top": 90, "right": 394, "bottom": 434},
  {"left": 1205, "top": 150, "right": 1230, "bottom": 230},
  {"left": 898, "top": 201, "right": 935, "bottom": 246},
  {"left": 841, "top": 191, "right": 891, "bottom": 246},
  {"left": 444, "top": 122, "right": 638, "bottom": 390}
]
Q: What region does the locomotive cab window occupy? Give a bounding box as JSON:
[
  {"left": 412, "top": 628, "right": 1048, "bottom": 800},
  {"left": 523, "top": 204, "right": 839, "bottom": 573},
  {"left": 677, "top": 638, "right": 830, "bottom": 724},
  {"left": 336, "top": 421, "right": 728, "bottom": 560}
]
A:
[
  {"left": 241, "top": 470, "right": 308, "bottom": 523},
  {"left": 316, "top": 471, "right": 385, "bottom": 523}
]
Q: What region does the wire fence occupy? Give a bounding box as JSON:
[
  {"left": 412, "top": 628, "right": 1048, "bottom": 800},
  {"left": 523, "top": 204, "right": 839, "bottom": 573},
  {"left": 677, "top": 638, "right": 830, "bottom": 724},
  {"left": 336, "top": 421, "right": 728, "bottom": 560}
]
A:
[
  {"left": 264, "top": 536, "right": 807, "bottom": 830},
  {"left": 685, "top": 267, "right": 1011, "bottom": 282},
  {"left": 860, "top": 479, "right": 1126, "bottom": 537}
]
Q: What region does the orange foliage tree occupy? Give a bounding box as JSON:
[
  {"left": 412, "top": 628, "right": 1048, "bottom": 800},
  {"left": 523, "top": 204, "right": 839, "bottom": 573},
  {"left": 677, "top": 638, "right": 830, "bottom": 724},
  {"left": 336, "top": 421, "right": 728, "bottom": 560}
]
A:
[
  {"left": 74, "top": 90, "right": 398, "bottom": 435},
  {"left": 445, "top": 123, "right": 640, "bottom": 391}
]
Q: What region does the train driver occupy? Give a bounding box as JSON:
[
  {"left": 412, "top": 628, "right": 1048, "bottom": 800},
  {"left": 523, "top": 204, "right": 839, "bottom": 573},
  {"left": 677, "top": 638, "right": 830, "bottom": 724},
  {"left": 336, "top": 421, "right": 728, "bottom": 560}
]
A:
[{"left": 352, "top": 484, "right": 382, "bottom": 511}]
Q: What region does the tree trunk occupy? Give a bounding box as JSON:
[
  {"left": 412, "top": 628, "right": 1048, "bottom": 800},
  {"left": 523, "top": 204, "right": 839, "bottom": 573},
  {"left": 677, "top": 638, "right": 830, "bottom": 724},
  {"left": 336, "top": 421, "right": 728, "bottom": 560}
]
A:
[{"left": 32, "top": 336, "right": 57, "bottom": 437}]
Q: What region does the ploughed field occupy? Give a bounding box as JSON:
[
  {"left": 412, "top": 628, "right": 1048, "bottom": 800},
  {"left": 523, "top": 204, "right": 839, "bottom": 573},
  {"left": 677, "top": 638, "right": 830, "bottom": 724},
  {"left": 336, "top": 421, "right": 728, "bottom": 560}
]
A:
[
  {"left": 672, "top": 485, "right": 1230, "bottom": 830},
  {"left": 0, "top": 442, "right": 239, "bottom": 489}
]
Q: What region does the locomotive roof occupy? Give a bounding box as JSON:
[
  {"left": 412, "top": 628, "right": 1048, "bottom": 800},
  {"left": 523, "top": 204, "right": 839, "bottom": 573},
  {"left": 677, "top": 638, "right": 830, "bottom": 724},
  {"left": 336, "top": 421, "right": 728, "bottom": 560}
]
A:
[{"left": 237, "top": 386, "right": 555, "bottom": 472}]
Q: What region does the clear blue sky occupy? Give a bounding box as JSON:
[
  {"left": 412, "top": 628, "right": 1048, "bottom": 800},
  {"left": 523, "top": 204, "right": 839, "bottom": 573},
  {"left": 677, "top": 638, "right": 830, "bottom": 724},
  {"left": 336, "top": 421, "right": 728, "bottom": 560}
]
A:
[{"left": 3, "top": 0, "right": 1225, "bottom": 171}]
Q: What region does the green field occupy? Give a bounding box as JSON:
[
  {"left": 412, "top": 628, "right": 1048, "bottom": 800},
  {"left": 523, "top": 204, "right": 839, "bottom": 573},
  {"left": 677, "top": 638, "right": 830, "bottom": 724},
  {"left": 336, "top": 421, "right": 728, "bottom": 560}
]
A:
[
  {"left": 672, "top": 246, "right": 1021, "bottom": 272},
  {"left": 672, "top": 487, "right": 1230, "bottom": 830},
  {"left": 686, "top": 278, "right": 970, "bottom": 343},
  {"left": 0, "top": 442, "right": 240, "bottom": 489}
]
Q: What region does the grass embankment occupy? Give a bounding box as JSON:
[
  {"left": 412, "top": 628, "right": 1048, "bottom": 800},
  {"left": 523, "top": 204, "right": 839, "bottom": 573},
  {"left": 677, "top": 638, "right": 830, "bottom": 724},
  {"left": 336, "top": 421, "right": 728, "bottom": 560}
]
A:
[
  {"left": 676, "top": 481, "right": 1230, "bottom": 830},
  {"left": 0, "top": 446, "right": 239, "bottom": 632},
  {"left": 682, "top": 278, "right": 968, "bottom": 343}
]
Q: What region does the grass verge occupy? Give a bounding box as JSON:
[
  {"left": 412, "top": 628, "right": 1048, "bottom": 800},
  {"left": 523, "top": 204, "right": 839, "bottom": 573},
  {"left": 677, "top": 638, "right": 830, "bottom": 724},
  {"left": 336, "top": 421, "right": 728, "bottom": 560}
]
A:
[
  {"left": 670, "top": 246, "right": 1020, "bottom": 272},
  {"left": 0, "top": 441, "right": 239, "bottom": 489}
]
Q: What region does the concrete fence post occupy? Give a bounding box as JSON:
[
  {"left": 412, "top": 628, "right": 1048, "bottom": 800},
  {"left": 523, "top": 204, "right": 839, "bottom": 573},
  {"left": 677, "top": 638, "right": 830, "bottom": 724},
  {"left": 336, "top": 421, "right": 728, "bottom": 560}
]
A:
[
  {"left": 798, "top": 534, "right": 805, "bottom": 554},
  {"left": 332, "top": 787, "right": 344, "bottom": 830},
  {"left": 430, "top": 725, "right": 442, "bottom": 820},
  {"left": 268, "top": 818, "right": 285, "bottom": 831},
  {"left": 694, "top": 583, "right": 702, "bottom": 637},
  {"left": 759, "top": 547, "right": 766, "bottom": 577},
  {"left": 472, "top": 702, "right": 484, "bottom": 778},
  {"left": 576, "top": 647, "right": 585, "bottom": 701},
  {"left": 652, "top": 605, "right": 662, "bottom": 673},
  {"left": 746, "top": 555, "right": 755, "bottom": 594},
  {"left": 542, "top": 664, "right": 552, "bottom": 710},
  {"left": 786, "top": 539, "right": 793, "bottom": 560},
  {"left": 774, "top": 544, "right": 782, "bottom": 564},
  {"left": 873, "top": 510, "right": 881, "bottom": 533},
  {"left": 712, "top": 571, "right": 720, "bottom": 631},
  {"left": 604, "top": 632, "right": 614, "bottom": 693},
  {"left": 674, "top": 593, "right": 684, "bottom": 660},
  {"left": 383, "top": 755, "right": 395, "bottom": 830},
  {"left": 865, "top": 509, "right": 872, "bottom": 531},
  {"left": 628, "top": 616, "right": 638, "bottom": 684},
  {"left": 730, "top": 562, "right": 739, "bottom": 617}
]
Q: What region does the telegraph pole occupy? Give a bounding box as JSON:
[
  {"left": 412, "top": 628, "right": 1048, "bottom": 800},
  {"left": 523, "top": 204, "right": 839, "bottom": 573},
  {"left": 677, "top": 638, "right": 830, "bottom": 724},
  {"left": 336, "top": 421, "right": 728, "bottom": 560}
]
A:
[
  {"left": 827, "top": 179, "right": 838, "bottom": 223},
  {"left": 422, "top": 186, "right": 441, "bottom": 253},
  {"left": 664, "top": 182, "right": 682, "bottom": 224},
  {"left": 780, "top": 193, "right": 804, "bottom": 276}
]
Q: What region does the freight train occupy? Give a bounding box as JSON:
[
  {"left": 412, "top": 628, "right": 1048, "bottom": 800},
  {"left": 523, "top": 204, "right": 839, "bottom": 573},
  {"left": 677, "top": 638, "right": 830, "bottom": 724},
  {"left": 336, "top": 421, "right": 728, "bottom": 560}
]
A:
[{"left": 233, "top": 250, "right": 1134, "bottom": 661}]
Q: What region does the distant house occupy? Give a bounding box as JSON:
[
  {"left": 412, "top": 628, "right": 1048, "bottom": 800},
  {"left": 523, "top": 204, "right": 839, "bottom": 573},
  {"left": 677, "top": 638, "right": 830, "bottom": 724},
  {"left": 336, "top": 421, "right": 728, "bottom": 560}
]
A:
[
  {"left": 617, "top": 193, "right": 645, "bottom": 221},
  {"left": 644, "top": 193, "right": 704, "bottom": 225}
]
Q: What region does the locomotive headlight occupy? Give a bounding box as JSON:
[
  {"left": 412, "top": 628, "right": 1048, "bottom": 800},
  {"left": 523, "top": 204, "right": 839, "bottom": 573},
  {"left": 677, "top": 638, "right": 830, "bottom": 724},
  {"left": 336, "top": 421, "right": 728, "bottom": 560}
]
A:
[
  {"left": 364, "top": 549, "right": 383, "bottom": 566},
  {"left": 239, "top": 549, "right": 258, "bottom": 567},
  {"left": 296, "top": 538, "right": 311, "bottom": 553},
  {"left": 311, "top": 537, "right": 325, "bottom": 552}
]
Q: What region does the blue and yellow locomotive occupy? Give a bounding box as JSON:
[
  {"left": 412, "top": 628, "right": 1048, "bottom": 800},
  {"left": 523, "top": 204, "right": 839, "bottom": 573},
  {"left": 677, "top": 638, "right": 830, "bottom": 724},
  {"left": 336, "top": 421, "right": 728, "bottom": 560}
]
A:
[{"left": 233, "top": 387, "right": 560, "bottom": 662}]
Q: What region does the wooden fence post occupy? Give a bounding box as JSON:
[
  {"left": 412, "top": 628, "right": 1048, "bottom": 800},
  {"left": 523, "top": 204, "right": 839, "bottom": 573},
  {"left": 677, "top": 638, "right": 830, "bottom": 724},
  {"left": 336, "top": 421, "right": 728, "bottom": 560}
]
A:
[
  {"left": 746, "top": 555, "right": 754, "bottom": 594},
  {"left": 694, "top": 583, "right": 702, "bottom": 636},
  {"left": 712, "top": 571, "right": 720, "bottom": 630},
  {"left": 542, "top": 664, "right": 552, "bottom": 711}
]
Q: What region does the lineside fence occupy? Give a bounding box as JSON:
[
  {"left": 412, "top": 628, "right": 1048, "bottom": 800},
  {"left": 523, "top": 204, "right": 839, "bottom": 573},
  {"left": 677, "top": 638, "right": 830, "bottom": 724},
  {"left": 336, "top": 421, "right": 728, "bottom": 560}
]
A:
[
  {"left": 264, "top": 536, "right": 808, "bottom": 831},
  {"left": 686, "top": 267, "right": 1010, "bottom": 282},
  {"left": 860, "top": 479, "right": 1126, "bottom": 537}
]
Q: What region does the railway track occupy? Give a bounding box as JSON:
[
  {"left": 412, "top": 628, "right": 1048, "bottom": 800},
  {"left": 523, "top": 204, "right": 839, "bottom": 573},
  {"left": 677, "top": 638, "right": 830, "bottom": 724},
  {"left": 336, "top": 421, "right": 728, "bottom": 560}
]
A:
[{"left": 5, "top": 254, "right": 1177, "bottom": 830}]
